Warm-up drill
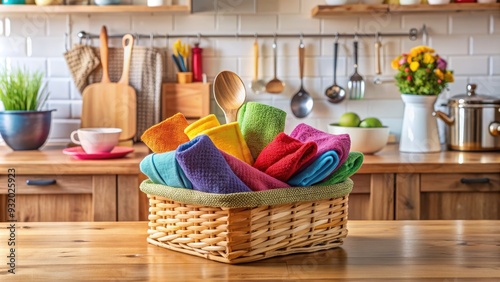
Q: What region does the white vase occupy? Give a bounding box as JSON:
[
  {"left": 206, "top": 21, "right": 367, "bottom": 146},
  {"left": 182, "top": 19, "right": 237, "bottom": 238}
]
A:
[{"left": 399, "top": 94, "right": 441, "bottom": 153}]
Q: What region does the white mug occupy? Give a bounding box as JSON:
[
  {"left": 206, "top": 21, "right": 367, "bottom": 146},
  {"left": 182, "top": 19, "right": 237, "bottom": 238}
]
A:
[{"left": 70, "top": 128, "right": 122, "bottom": 154}]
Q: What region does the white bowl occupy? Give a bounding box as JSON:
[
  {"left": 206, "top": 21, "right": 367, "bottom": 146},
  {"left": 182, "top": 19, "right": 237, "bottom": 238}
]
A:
[
  {"left": 325, "top": 0, "right": 348, "bottom": 5},
  {"left": 477, "top": 0, "right": 496, "bottom": 3},
  {"left": 399, "top": 0, "right": 420, "bottom": 4},
  {"left": 328, "top": 124, "right": 390, "bottom": 154}
]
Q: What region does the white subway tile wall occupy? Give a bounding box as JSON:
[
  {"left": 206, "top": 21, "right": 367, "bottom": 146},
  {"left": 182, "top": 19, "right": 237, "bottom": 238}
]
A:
[{"left": 0, "top": 1, "right": 498, "bottom": 145}]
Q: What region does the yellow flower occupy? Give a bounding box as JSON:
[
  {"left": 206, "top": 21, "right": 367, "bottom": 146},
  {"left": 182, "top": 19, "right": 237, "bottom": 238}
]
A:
[
  {"left": 410, "top": 45, "right": 435, "bottom": 56},
  {"left": 423, "top": 53, "right": 435, "bottom": 64},
  {"left": 410, "top": 61, "right": 420, "bottom": 72},
  {"left": 445, "top": 71, "right": 454, "bottom": 83},
  {"left": 407, "top": 55, "right": 413, "bottom": 63},
  {"left": 391, "top": 57, "right": 400, "bottom": 70},
  {"left": 435, "top": 69, "right": 444, "bottom": 80}
]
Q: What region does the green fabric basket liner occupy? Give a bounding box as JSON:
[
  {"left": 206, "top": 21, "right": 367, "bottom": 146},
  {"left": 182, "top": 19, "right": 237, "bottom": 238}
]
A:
[{"left": 140, "top": 178, "right": 353, "bottom": 208}]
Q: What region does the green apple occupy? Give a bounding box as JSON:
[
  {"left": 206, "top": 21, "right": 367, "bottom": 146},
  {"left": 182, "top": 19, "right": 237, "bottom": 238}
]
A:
[
  {"left": 360, "top": 117, "right": 383, "bottom": 128},
  {"left": 339, "top": 112, "right": 361, "bottom": 127}
]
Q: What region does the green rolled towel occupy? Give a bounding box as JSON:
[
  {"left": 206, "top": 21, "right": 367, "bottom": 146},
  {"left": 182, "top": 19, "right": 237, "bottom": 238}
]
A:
[
  {"left": 237, "top": 102, "right": 286, "bottom": 160},
  {"left": 317, "top": 152, "right": 364, "bottom": 186}
]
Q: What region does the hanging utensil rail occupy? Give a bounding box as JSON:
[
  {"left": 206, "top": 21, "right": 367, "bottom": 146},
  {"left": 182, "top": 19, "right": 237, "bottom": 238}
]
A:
[{"left": 76, "top": 25, "right": 426, "bottom": 44}]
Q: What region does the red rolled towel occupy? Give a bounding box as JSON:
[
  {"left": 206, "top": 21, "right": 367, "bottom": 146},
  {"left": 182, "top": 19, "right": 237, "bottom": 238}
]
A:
[{"left": 253, "top": 132, "right": 317, "bottom": 182}]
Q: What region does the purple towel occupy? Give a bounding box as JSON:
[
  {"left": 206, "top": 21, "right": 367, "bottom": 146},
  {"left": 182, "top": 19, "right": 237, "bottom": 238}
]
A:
[
  {"left": 220, "top": 151, "right": 290, "bottom": 191},
  {"left": 175, "top": 135, "right": 252, "bottom": 194},
  {"left": 290, "top": 123, "right": 351, "bottom": 169}
]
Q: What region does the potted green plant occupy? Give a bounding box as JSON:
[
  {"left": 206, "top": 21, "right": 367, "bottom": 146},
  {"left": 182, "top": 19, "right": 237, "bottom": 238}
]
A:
[{"left": 0, "top": 67, "right": 54, "bottom": 150}]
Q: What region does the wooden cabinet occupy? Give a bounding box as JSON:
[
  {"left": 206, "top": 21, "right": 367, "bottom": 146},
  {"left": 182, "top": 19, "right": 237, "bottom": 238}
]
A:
[
  {"left": 0, "top": 144, "right": 148, "bottom": 222},
  {"left": 349, "top": 173, "right": 395, "bottom": 220},
  {"left": 396, "top": 173, "right": 500, "bottom": 220}
]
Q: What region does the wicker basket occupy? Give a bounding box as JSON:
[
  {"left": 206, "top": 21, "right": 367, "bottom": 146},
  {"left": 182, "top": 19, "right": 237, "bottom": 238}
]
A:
[{"left": 140, "top": 178, "right": 353, "bottom": 264}]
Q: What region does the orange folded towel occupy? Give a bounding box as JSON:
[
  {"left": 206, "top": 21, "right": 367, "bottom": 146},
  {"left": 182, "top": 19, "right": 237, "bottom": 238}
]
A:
[{"left": 141, "top": 112, "right": 190, "bottom": 153}]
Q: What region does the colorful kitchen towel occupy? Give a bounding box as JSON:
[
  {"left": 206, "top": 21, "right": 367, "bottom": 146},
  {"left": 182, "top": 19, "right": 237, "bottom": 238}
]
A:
[
  {"left": 140, "top": 152, "right": 192, "bottom": 189},
  {"left": 317, "top": 152, "right": 364, "bottom": 186},
  {"left": 237, "top": 102, "right": 287, "bottom": 160},
  {"left": 220, "top": 151, "right": 290, "bottom": 191},
  {"left": 184, "top": 114, "right": 221, "bottom": 140},
  {"left": 201, "top": 122, "right": 254, "bottom": 165},
  {"left": 141, "top": 112, "right": 190, "bottom": 153},
  {"left": 290, "top": 123, "right": 351, "bottom": 169},
  {"left": 253, "top": 132, "right": 318, "bottom": 182},
  {"left": 175, "top": 135, "right": 252, "bottom": 194},
  {"left": 287, "top": 150, "right": 340, "bottom": 187}
]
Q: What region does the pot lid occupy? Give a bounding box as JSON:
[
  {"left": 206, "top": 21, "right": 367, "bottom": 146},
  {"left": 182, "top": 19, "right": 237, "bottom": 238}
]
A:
[{"left": 449, "top": 84, "right": 500, "bottom": 105}]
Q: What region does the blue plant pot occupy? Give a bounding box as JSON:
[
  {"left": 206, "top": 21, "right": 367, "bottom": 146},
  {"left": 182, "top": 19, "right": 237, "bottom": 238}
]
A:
[
  {"left": 0, "top": 110, "right": 54, "bottom": 150},
  {"left": 2, "top": 0, "right": 26, "bottom": 4}
]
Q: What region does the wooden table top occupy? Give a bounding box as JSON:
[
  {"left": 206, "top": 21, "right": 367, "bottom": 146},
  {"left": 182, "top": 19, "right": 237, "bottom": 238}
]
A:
[
  {"left": 1, "top": 220, "right": 499, "bottom": 280},
  {"left": 0, "top": 143, "right": 150, "bottom": 175}
]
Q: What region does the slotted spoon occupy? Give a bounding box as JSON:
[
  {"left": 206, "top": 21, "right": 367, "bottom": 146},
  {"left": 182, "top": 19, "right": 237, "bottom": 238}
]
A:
[{"left": 348, "top": 38, "right": 365, "bottom": 100}]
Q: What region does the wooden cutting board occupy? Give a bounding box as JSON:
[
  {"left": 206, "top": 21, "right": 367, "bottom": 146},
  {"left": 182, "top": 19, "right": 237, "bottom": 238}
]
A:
[{"left": 81, "top": 26, "right": 137, "bottom": 141}]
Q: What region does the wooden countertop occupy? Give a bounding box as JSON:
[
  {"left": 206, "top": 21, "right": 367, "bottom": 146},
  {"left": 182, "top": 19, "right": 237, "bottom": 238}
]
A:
[
  {"left": 0, "top": 143, "right": 150, "bottom": 175},
  {"left": 359, "top": 144, "right": 500, "bottom": 173},
  {"left": 2, "top": 220, "right": 499, "bottom": 280},
  {"left": 1, "top": 142, "right": 499, "bottom": 175}
]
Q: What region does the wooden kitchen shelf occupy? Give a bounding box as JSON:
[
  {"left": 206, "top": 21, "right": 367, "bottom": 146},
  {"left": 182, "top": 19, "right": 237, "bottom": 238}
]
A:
[
  {"left": 312, "top": 3, "right": 500, "bottom": 17},
  {"left": 0, "top": 4, "right": 191, "bottom": 14}
]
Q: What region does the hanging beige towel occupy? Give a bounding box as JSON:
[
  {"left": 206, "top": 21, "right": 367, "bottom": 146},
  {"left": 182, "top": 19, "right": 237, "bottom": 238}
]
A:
[
  {"left": 63, "top": 44, "right": 100, "bottom": 93},
  {"left": 86, "top": 46, "right": 165, "bottom": 141}
]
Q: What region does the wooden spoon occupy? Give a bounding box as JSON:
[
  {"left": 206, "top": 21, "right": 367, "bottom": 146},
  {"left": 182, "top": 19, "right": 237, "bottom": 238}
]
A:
[{"left": 213, "top": 70, "right": 247, "bottom": 123}]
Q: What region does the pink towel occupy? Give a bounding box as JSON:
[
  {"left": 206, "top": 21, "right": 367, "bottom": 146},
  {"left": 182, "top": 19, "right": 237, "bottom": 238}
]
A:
[
  {"left": 221, "top": 151, "right": 290, "bottom": 191},
  {"left": 290, "top": 123, "right": 351, "bottom": 168},
  {"left": 253, "top": 132, "right": 318, "bottom": 182}
]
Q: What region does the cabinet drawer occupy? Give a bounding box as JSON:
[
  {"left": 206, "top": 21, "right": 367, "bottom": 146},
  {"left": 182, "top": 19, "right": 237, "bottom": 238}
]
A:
[
  {"left": 350, "top": 174, "right": 370, "bottom": 194},
  {"left": 0, "top": 175, "right": 92, "bottom": 195},
  {"left": 421, "top": 173, "right": 500, "bottom": 192}
]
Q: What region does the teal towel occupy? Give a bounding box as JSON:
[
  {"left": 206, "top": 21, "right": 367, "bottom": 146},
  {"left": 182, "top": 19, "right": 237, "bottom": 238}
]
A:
[
  {"left": 140, "top": 152, "right": 193, "bottom": 189},
  {"left": 316, "top": 152, "right": 364, "bottom": 186},
  {"left": 237, "top": 102, "right": 286, "bottom": 160}
]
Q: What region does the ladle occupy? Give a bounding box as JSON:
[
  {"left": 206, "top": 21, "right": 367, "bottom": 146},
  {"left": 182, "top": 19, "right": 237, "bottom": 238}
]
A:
[
  {"left": 291, "top": 38, "right": 313, "bottom": 118},
  {"left": 325, "top": 36, "right": 345, "bottom": 103},
  {"left": 213, "top": 70, "right": 247, "bottom": 123},
  {"left": 265, "top": 35, "right": 285, "bottom": 94},
  {"left": 249, "top": 39, "right": 266, "bottom": 94}
]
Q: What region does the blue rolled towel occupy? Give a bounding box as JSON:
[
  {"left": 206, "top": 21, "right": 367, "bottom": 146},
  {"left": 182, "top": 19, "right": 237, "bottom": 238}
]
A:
[
  {"left": 140, "top": 152, "right": 193, "bottom": 189},
  {"left": 175, "top": 135, "right": 252, "bottom": 194},
  {"left": 287, "top": 150, "right": 340, "bottom": 187}
]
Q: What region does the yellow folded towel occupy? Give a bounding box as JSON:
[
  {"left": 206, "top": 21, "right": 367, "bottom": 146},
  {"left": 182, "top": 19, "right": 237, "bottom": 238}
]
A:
[
  {"left": 184, "top": 114, "right": 221, "bottom": 139},
  {"left": 141, "top": 112, "right": 190, "bottom": 153},
  {"left": 202, "top": 122, "right": 254, "bottom": 165}
]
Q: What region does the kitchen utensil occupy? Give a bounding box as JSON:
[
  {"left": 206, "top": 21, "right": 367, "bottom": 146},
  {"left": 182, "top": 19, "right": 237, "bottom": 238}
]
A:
[
  {"left": 249, "top": 40, "right": 266, "bottom": 94},
  {"left": 375, "top": 34, "right": 382, "bottom": 75},
  {"left": 265, "top": 37, "right": 285, "bottom": 94},
  {"left": 213, "top": 70, "right": 246, "bottom": 123},
  {"left": 433, "top": 84, "right": 500, "bottom": 151},
  {"left": 291, "top": 40, "right": 313, "bottom": 118},
  {"left": 81, "top": 27, "right": 137, "bottom": 141},
  {"left": 348, "top": 38, "right": 365, "bottom": 100},
  {"left": 325, "top": 38, "right": 345, "bottom": 103}
]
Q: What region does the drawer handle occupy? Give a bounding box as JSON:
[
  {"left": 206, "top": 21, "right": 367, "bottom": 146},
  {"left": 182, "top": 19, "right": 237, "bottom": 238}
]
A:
[
  {"left": 26, "top": 179, "right": 57, "bottom": 186},
  {"left": 460, "top": 178, "right": 490, "bottom": 184}
]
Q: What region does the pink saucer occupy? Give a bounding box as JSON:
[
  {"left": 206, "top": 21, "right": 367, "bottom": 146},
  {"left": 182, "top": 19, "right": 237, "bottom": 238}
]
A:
[{"left": 63, "top": 146, "right": 134, "bottom": 160}]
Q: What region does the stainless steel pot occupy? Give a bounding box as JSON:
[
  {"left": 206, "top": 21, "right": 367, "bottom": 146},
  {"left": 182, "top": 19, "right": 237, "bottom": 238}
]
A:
[{"left": 433, "top": 84, "right": 500, "bottom": 151}]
